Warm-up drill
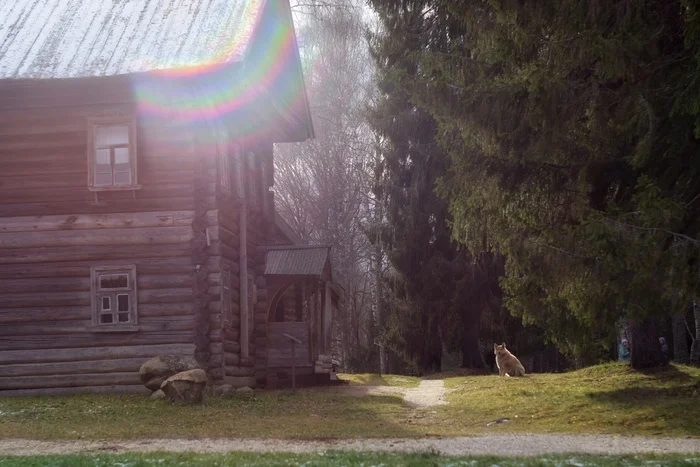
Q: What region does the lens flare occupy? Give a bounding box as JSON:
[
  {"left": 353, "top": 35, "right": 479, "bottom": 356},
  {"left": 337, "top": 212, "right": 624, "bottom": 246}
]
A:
[{"left": 132, "top": 0, "right": 307, "bottom": 145}]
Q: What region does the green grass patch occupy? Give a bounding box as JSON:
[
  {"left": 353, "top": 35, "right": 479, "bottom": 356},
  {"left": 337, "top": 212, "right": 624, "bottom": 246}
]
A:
[
  {"left": 0, "top": 388, "right": 414, "bottom": 440},
  {"left": 338, "top": 373, "right": 421, "bottom": 388},
  {"left": 440, "top": 362, "right": 700, "bottom": 437},
  {"left": 1, "top": 452, "right": 699, "bottom": 467},
  {"left": 1, "top": 363, "right": 698, "bottom": 440}
]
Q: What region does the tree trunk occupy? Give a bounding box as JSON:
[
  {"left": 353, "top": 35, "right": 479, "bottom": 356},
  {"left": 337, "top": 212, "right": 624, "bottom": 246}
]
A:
[
  {"left": 690, "top": 301, "right": 700, "bottom": 365},
  {"left": 421, "top": 309, "right": 442, "bottom": 374},
  {"left": 630, "top": 318, "right": 667, "bottom": 369},
  {"left": 461, "top": 307, "right": 485, "bottom": 368},
  {"left": 672, "top": 310, "right": 689, "bottom": 364}
]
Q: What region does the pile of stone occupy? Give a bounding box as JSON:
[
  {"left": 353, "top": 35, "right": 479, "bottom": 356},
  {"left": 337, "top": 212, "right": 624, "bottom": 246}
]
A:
[{"left": 139, "top": 355, "right": 254, "bottom": 403}]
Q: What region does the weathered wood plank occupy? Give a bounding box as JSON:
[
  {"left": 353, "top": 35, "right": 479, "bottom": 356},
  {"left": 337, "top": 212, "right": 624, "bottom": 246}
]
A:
[
  {"left": 138, "top": 274, "right": 193, "bottom": 289},
  {"left": 0, "top": 226, "right": 192, "bottom": 248},
  {"left": 0, "top": 277, "right": 91, "bottom": 294},
  {"left": 0, "top": 291, "right": 91, "bottom": 308},
  {"left": 0, "top": 320, "right": 194, "bottom": 336},
  {"left": 0, "top": 372, "right": 142, "bottom": 390},
  {"left": 0, "top": 385, "right": 149, "bottom": 396},
  {"left": 0, "top": 331, "right": 194, "bottom": 351},
  {"left": 0, "top": 211, "right": 195, "bottom": 233},
  {"left": 0, "top": 257, "right": 207, "bottom": 279},
  {"left": 138, "top": 287, "right": 192, "bottom": 304},
  {"left": 0, "top": 306, "right": 91, "bottom": 324},
  {"left": 0, "top": 243, "right": 190, "bottom": 264},
  {"left": 0, "top": 198, "right": 200, "bottom": 218},
  {"left": 0, "top": 358, "right": 147, "bottom": 377},
  {"left": 139, "top": 302, "right": 192, "bottom": 317},
  {"left": 0, "top": 343, "right": 195, "bottom": 365},
  {"left": 0, "top": 185, "right": 197, "bottom": 205}
]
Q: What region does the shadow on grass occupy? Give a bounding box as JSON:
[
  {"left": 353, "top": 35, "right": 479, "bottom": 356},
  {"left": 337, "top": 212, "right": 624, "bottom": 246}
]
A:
[
  {"left": 587, "top": 381, "right": 700, "bottom": 435},
  {"left": 635, "top": 364, "right": 697, "bottom": 383},
  {"left": 422, "top": 368, "right": 493, "bottom": 380},
  {"left": 0, "top": 388, "right": 419, "bottom": 439}
]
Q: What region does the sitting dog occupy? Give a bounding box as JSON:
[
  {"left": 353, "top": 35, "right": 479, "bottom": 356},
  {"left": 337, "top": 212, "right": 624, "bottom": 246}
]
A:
[{"left": 494, "top": 343, "right": 526, "bottom": 377}]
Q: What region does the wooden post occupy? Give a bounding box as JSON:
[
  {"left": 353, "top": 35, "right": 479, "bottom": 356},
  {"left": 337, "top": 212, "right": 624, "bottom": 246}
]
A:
[
  {"left": 283, "top": 333, "right": 302, "bottom": 391},
  {"left": 240, "top": 205, "right": 249, "bottom": 359},
  {"left": 291, "top": 340, "right": 296, "bottom": 391}
]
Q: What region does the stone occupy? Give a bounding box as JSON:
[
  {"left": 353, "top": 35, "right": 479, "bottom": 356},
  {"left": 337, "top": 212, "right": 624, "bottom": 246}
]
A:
[
  {"left": 150, "top": 389, "right": 166, "bottom": 400},
  {"left": 235, "top": 386, "right": 254, "bottom": 398},
  {"left": 160, "top": 369, "right": 208, "bottom": 404},
  {"left": 212, "top": 384, "right": 234, "bottom": 397},
  {"left": 228, "top": 376, "right": 256, "bottom": 388},
  {"left": 139, "top": 355, "right": 204, "bottom": 391}
]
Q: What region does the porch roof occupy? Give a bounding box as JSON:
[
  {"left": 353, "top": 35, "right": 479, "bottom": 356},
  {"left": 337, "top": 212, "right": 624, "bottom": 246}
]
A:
[{"left": 264, "top": 245, "right": 331, "bottom": 278}]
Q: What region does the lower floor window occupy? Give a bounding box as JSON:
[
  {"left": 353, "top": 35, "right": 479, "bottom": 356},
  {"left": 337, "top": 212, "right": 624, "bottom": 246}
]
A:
[{"left": 91, "top": 265, "right": 138, "bottom": 326}]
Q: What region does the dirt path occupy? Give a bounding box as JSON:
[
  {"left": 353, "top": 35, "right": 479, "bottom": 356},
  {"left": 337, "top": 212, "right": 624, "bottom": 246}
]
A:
[
  {"left": 403, "top": 380, "right": 449, "bottom": 408},
  {"left": 1, "top": 435, "right": 699, "bottom": 457}
]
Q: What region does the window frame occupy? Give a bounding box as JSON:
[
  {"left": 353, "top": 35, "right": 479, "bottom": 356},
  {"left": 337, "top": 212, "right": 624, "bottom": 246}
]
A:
[
  {"left": 219, "top": 147, "right": 232, "bottom": 195},
  {"left": 231, "top": 142, "right": 244, "bottom": 199},
  {"left": 245, "top": 150, "right": 258, "bottom": 207},
  {"left": 87, "top": 117, "right": 140, "bottom": 192},
  {"left": 90, "top": 265, "right": 139, "bottom": 330}
]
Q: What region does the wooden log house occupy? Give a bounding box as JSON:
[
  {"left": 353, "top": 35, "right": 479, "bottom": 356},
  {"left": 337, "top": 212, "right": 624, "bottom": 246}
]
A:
[{"left": 0, "top": 0, "right": 340, "bottom": 395}]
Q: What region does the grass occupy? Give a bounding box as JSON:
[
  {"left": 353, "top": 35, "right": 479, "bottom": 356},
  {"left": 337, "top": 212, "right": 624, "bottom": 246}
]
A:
[
  {"left": 440, "top": 362, "right": 700, "bottom": 437},
  {"left": 1, "top": 452, "right": 699, "bottom": 467},
  {"left": 338, "top": 373, "right": 421, "bottom": 388},
  {"left": 1, "top": 363, "right": 698, "bottom": 440}
]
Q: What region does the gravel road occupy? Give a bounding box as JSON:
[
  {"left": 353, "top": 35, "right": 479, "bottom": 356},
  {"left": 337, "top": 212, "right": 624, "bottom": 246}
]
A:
[{"left": 1, "top": 435, "right": 699, "bottom": 457}]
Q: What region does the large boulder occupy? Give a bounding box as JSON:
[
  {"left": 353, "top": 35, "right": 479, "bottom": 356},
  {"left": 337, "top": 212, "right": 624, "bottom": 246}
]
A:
[
  {"left": 160, "top": 369, "right": 208, "bottom": 403},
  {"left": 139, "top": 355, "right": 203, "bottom": 391}
]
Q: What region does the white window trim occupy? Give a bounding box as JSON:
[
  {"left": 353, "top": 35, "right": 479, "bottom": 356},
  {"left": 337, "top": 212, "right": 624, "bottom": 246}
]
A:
[
  {"left": 87, "top": 116, "right": 141, "bottom": 192},
  {"left": 90, "top": 265, "right": 139, "bottom": 331}
]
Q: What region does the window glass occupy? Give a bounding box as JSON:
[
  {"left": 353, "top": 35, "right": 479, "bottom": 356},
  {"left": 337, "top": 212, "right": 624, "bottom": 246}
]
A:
[
  {"left": 99, "top": 274, "right": 129, "bottom": 289},
  {"left": 96, "top": 125, "right": 128, "bottom": 146},
  {"left": 117, "top": 294, "right": 130, "bottom": 312},
  {"left": 101, "top": 296, "right": 111, "bottom": 311}
]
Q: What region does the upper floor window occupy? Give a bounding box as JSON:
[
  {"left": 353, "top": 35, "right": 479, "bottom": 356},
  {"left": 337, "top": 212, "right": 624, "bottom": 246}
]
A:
[
  {"left": 246, "top": 150, "right": 259, "bottom": 207},
  {"left": 88, "top": 118, "right": 138, "bottom": 191}
]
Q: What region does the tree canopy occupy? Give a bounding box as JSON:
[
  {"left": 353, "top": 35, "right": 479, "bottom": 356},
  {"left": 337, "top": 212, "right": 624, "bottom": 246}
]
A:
[{"left": 368, "top": 0, "right": 700, "bottom": 366}]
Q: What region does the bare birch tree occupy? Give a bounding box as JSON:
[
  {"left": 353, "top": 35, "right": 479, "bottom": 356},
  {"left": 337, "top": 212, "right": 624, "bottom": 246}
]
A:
[{"left": 275, "top": 0, "right": 380, "bottom": 370}]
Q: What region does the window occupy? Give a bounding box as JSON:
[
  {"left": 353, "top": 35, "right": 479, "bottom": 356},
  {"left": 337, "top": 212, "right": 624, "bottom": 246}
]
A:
[
  {"left": 221, "top": 262, "right": 233, "bottom": 324},
  {"left": 231, "top": 143, "right": 244, "bottom": 199},
  {"left": 260, "top": 158, "right": 272, "bottom": 215},
  {"left": 91, "top": 265, "right": 138, "bottom": 327},
  {"left": 246, "top": 151, "right": 258, "bottom": 206},
  {"left": 87, "top": 118, "right": 138, "bottom": 190},
  {"left": 219, "top": 151, "right": 231, "bottom": 194}
]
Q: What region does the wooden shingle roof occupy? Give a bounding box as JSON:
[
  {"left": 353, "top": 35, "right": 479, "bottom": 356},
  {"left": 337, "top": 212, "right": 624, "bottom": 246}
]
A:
[
  {"left": 265, "top": 245, "right": 331, "bottom": 278},
  {"left": 0, "top": 0, "right": 262, "bottom": 78}
]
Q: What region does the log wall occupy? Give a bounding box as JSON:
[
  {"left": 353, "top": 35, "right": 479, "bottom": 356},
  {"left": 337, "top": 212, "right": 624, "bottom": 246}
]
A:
[
  {"left": 0, "top": 103, "right": 201, "bottom": 394},
  {"left": 211, "top": 142, "right": 280, "bottom": 388}
]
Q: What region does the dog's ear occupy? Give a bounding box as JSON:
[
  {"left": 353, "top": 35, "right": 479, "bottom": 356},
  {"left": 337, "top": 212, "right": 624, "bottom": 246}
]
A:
[
  {"left": 493, "top": 343, "right": 498, "bottom": 349},
  {"left": 502, "top": 342, "right": 507, "bottom": 348}
]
